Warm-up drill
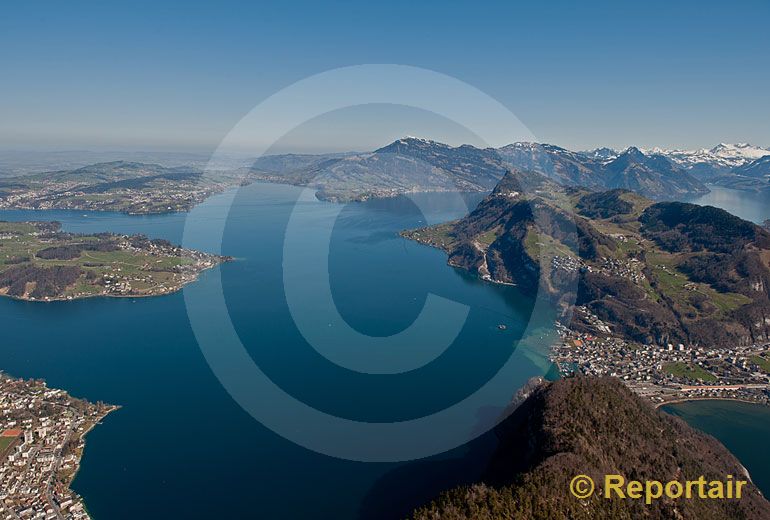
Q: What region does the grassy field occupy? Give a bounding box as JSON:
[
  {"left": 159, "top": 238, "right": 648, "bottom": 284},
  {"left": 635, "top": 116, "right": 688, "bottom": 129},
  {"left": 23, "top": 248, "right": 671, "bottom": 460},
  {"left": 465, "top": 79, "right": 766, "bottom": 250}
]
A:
[
  {"left": 647, "top": 252, "right": 750, "bottom": 315},
  {"left": 0, "top": 436, "right": 17, "bottom": 455},
  {"left": 476, "top": 229, "right": 499, "bottom": 247},
  {"left": 663, "top": 362, "right": 718, "bottom": 382},
  {"left": 402, "top": 222, "right": 457, "bottom": 250},
  {"left": 0, "top": 221, "right": 209, "bottom": 300},
  {"left": 524, "top": 228, "right": 574, "bottom": 260},
  {"left": 0, "top": 222, "right": 37, "bottom": 234},
  {"left": 751, "top": 356, "right": 770, "bottom": 373}
]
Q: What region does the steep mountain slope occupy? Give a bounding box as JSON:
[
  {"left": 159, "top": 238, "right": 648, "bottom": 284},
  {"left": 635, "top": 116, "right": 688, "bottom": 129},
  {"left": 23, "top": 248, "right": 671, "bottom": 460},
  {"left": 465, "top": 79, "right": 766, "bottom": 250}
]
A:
[
  {"left": 250, "top": 137, "right": 510, "bottom": 202},
  {"left": 495, "top": 142, "right": 604, "bottom": 189},
  {"left": 710, "top": 155, "right": 770, "bottom": 193},
  {"left": 497, "top": 144, "right": 708, "bottom": 200},
  {"left": 403, "top": 176, "right": 770, "bottom": 348},
  {"left": 732, "top": 155, "right": 770, "bottom": 179},
  {"left": 411, "top": 377, "right": 770, "bottom": 520},
  {"left": 374, "top": 138, "right": 507, "bottom": 189},
  {"left": 603, "top": 148, "right": 709, "bottom": 199}
]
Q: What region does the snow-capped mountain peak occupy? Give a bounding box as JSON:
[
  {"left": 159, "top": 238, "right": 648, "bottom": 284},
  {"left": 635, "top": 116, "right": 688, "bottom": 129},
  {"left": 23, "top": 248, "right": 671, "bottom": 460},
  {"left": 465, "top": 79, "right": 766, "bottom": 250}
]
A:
[
  {"left": 708, "top": 142, "right": 770, "bottom": 161},
  {"left": 580, "top": 147, "right": 619, "bottom": 163},
  {"left": 639, "top": 143, "right": 770, "bottom": 176}
]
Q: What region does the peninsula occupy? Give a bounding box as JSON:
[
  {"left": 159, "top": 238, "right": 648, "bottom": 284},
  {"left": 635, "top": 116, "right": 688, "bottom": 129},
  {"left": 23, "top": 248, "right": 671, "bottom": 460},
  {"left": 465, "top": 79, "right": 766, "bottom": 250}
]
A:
[
  {"left": 0, "top": 221, "right": 229, "bottom": 301},
  {"left": 403, "top": 169, "right": 770, "bottom": 407},
  {"left": 0, "top": 372, "right": 116, "bottom": 520}
]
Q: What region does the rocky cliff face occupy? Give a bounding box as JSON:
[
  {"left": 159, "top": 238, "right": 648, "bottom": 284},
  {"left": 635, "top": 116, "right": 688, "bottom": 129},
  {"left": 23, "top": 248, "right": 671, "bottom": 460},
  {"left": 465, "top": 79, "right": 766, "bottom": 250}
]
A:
[{"left": 410, "top": 377, "right": 770, "bottom": 520}]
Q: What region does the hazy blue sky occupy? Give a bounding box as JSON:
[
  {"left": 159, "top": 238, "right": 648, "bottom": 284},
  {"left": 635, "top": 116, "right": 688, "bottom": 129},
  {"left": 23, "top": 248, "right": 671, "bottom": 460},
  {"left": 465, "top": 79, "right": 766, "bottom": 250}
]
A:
[{"left": 1, "top": 0, "right": 769, "bottom": 153}]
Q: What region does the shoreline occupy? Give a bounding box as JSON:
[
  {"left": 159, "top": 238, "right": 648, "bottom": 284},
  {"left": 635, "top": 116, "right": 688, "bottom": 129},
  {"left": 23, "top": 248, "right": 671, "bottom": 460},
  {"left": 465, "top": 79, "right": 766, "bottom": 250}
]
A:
[
  {"left": 66, "top": 404, "right": 121, "bottom": 486},
  {"left": 0, "top": 373, "right": 121, "bottom": 519},
  {"left": 0, "top": 258, "right": 232, "bottom": 304},
  {"left": 0, "top": 203, "right": 193, "bottom": 217},
  {"left": 0, "top": 182, "right": 486, "bottom": 216},
  {"left": 655, "top": 396, "right": 768, "bottom": 410}
]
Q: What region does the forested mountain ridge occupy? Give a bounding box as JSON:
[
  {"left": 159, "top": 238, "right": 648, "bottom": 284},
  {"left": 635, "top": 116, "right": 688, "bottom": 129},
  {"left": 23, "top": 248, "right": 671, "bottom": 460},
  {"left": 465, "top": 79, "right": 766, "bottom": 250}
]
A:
[{"left": 410, "top": 377, "right": 770, "bottom": 520}]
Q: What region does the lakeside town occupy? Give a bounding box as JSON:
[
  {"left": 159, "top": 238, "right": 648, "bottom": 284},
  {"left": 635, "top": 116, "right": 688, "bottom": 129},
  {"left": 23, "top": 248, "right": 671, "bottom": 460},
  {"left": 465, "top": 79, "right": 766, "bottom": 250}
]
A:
[
  {"left": 0, "top": 373, "right": 116, "bottom": 520},
  {"left": 408, "top": 218, "right": 770, "bottom": 409},
  {"left": 552, "top": 306, "right": 770, "bottom": 407}
]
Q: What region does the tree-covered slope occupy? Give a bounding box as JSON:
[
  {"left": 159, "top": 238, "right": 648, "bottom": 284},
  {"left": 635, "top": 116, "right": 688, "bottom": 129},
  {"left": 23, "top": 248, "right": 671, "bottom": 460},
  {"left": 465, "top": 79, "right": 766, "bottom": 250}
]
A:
[{"left": 410, "top": 377, "right": 770, "bottom": 520}]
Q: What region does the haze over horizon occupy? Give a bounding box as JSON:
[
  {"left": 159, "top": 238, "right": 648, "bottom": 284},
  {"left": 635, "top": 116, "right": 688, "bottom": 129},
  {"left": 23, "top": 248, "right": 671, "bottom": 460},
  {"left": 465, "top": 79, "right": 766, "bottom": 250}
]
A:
[
  {"left": 2, "top": 1, "right": 769, "bottom": 153},
  {"left": 1, "top": 137, "right": 768, "bottom": 159}
]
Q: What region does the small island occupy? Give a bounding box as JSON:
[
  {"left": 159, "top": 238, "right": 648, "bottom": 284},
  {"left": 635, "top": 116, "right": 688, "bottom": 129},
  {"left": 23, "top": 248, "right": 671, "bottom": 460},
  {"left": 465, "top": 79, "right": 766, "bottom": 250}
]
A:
[
  {"left": 0, "top": 372, "right": 117, "bottom": 519},
  {"left": 0, "top": 221, "right": 230, "bottom": 302}
]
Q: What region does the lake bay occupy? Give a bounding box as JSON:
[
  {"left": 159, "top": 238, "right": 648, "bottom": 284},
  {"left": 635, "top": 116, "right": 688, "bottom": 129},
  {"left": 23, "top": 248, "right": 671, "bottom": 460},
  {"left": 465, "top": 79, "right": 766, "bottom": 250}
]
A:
[{"left": 0, "top": 182, "right": 767, "bottom": 517}]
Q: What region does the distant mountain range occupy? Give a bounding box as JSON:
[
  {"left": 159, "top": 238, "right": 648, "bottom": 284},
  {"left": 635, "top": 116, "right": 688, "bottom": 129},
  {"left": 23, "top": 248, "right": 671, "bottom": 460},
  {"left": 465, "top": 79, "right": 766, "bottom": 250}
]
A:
[
  {"left": 250, "top": 137, "right": 716, "bottom": 202},
  {"left": 495, "top": 142, "right": 709, "bottom": 200},
  {"left": 0, "top": 150, "right": 225, "bottom": 178},
  {"left": 641, "top": 143, "right": 770, "bottom": 175},
  {"left": 1, "top": 138, "right": 768, "bottom": 214},
  {"left": 510, "top": 141, "right": 770, "bottom": 192},
  {"left": 249, "top": 137, "right": 509, "bottom": 202},
  {"left": 586, "top": 142, "right": 770, "bottom": 193}
]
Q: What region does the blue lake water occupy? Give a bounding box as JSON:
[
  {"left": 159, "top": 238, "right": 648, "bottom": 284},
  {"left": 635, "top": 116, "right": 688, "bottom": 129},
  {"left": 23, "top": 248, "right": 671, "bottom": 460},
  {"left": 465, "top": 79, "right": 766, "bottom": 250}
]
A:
[
  {"left": 0, "top": 183, "right": 552, "bottom": 519},
  {"left": 668, "top": 185, "right": 770, "bottom": 496},
  {"left": 0, "top": 182, "right": 768, "bottom": 517},
  {"left": 664, "top": 401, "right": 770, "bottom": 495},
  {"left": 685, "top": 185, "right": 768, "bottom": 225}
]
